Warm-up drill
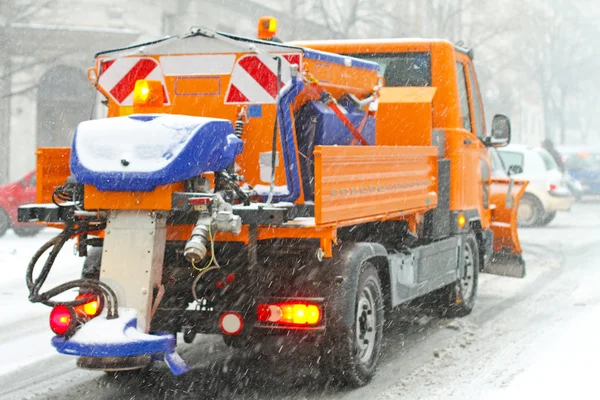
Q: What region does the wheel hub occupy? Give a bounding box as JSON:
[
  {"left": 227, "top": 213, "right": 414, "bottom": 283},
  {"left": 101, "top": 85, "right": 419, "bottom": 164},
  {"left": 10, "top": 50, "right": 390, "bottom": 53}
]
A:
[
  {"left": 356, "top": 286, "right": 376, "bottom": 363},
  {"left": 518, "top": 201, "right": 534, "bottom": 224},
  {"left": 459, "top": 242, "right": 475, "bottom": 301}
]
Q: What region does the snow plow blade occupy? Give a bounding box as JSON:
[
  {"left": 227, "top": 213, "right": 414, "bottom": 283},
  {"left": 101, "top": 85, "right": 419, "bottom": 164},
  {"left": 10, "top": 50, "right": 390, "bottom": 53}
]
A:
[{"left": 485, "top": 177, "right": 529, "bottom": 278}]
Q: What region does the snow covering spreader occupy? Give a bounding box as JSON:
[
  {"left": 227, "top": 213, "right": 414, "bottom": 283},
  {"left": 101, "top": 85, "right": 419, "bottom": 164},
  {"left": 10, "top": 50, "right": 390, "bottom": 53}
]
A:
[{"left": 20, "top": 19, "right": 527, "bottom": 387}]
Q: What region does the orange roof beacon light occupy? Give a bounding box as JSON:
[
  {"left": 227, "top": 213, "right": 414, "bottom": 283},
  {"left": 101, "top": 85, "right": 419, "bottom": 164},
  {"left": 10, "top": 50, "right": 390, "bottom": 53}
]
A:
[
  {"left": 257, "top": 16, "right": 278, "bottom": 41},
  {"left": 133, "top": 79, "right": 164, "bottom": 109}
]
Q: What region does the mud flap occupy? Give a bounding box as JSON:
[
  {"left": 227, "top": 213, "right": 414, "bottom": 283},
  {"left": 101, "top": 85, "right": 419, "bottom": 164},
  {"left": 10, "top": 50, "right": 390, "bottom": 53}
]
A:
[{"left": 484, "top": 177, "right": 528, "bottom": 278}]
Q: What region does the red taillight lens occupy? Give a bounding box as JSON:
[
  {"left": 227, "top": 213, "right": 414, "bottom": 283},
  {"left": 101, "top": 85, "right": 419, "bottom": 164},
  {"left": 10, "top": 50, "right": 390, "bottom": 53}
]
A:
[
  {"left": 49, "top": 305, "right": 75, "bottom": 336},
  {"left": 257, "top": 304, "right": 272, "bottom": 322},
  {"left": 75, "top": 294, "right": 100, "bottom": 318},
  {"left": 549, "top": 184, "right": 557, "bottom": 192},
  {"left": 257, "top": 303, "right": 321, "bottom": 326}
]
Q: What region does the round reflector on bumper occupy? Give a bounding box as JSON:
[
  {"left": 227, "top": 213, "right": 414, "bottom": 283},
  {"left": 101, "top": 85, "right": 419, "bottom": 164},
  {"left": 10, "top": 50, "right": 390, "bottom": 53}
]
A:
[{"left": 219, "top": 312, "right": 243, "bottom": 335}]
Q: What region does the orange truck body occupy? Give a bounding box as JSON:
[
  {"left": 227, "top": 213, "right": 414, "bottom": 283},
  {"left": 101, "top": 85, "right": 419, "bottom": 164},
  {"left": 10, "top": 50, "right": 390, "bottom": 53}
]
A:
[
  {"left": 36, "top": 36, "right": 444, "bottom": 255},
  {"left": 33, "top": 36, "right": 525, "bottom": 261}
]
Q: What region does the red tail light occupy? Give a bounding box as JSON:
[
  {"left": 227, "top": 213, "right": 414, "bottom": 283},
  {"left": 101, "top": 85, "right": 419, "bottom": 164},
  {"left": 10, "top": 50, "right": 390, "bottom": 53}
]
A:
[
  {"left": 75, "top": 294, "right": 101, "bottom": 318},
  {"left": 257, "top": 303, "right": 321, "bottom": 326},
  {"left": 549, "top": 184, "right": 557, "bottom": 192},
  {"left": 49, "top": 305, "right": 76, "bottom": 336}
]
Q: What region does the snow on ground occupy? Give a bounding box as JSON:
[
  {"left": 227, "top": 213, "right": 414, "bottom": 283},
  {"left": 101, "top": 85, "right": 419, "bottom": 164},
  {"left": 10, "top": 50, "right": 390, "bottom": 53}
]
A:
[
  {"left": 0, "top": 228, "right": 82, "bottom": 376},
  {"left": 372, "top": 202, "right": 600, "bottom": 400},
  {"left": 487, "top": 303, "right": 600, "bottom": 400},
  {"left": 1, "top": 202, "right": 600, "bottom": 400}
]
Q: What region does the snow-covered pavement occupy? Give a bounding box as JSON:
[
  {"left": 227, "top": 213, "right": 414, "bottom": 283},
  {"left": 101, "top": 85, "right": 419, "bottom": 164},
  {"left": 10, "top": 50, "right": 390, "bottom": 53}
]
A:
[
  {"left": 0, "top": 229, "right": 83, "bottom": 378},
  {"left": 1, "top": 202, "right": 599, "bottom": 399}
]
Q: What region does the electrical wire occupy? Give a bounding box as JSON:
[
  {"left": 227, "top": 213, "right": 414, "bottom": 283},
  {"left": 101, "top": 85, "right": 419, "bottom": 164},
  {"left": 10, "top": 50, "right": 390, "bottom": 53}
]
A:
[
  {"left": 190, "top": 221, "right": 221, "bottom": 304},
  {"left": 191, "top": 222, "right": 217, "bottom": 272},
  {"left": 52, "top": 182, "right": 83, "bottom": 210}
]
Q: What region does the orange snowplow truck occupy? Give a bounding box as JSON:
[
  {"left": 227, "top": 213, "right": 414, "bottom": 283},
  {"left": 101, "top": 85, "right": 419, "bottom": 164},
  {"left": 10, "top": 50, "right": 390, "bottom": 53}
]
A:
[{"left": 20, "top": 20, "right": 526, "bottom": 386}]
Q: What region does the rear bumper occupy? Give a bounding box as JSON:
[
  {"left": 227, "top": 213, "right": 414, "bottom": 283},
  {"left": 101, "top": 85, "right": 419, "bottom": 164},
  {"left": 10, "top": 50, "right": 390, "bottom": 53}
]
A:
[
  {"left": 53, "top": 310, "right": 188, "bottom": 375},
  {"left": 544, "top": 193, "right": 574, "bottom": 211}
]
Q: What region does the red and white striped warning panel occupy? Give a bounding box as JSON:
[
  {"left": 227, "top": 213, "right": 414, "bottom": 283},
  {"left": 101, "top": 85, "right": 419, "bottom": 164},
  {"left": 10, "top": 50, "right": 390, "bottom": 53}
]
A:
[
  {"left": 159, "top": 55, "right": 236, "bottom": 76},
  {"left": 225, "top": 54, "right": 302, "bottom": 104},
  {"left": 97, "top": 57, "right": 169, "bottom": 106}
]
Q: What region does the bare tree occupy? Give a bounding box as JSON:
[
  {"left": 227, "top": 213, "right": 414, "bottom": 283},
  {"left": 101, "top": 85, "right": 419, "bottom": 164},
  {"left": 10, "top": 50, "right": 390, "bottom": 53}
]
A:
[
  {"left": 306, "top": 0, "right": 393, "bottom": 39},
  {"left": 518, "top": 0, "right": 600, "bottom": 144},
  {"left": 0, "top": 0, "right": 56, "bottom": 183}
]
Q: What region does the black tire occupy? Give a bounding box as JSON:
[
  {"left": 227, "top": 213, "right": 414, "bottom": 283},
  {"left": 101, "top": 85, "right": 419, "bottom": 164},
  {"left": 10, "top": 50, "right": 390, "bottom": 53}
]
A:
[
  {"left": 517, "top": 193, "right": 544, "bottom": 227},
  {"left": 82, "top": 247, "right": 102, "bottom": 280},
  {"left": 539, "top": 211, "right": 557, "bottom": 227},
  {"left": 0, "top": 209, "right": 10, "bottom": 237},
  {"left": 13, "top": 225, "right": 43, "bottom": 237},
  {"left": 433, "top": 233, "right": 479, "bottom": 318},
  {"left": 323, "top": 262, "right": 384, "bottom": 387}
]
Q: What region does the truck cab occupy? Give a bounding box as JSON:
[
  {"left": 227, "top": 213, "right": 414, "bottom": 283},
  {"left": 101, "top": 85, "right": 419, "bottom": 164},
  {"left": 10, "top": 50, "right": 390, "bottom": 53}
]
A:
[{"left": 291, "top": 38, "right": 527, "bottom": 272}]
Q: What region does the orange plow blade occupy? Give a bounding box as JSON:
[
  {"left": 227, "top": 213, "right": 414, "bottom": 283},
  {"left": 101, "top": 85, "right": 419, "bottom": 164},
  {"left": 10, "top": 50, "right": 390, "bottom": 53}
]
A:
[{"left": 485, "top": 178, "right": 529, "bottom": 278}]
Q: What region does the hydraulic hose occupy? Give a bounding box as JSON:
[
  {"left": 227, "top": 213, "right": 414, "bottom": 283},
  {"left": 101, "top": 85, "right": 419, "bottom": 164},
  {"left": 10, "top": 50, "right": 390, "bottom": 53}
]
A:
[{"left": 26, "top": 223, "right": 119, "bottom": 319}]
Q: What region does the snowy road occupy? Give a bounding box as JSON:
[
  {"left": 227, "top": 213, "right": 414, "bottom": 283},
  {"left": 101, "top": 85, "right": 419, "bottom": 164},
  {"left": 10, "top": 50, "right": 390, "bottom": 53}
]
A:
[{"left": 1, "top": 202, "right": 599, "bottom": 399}]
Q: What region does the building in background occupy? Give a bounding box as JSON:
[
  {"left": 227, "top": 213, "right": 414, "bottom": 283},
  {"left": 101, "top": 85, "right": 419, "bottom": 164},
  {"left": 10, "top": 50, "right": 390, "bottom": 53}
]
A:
[{"left": 1, "top": 0, "right": 333, "bottom": 183}]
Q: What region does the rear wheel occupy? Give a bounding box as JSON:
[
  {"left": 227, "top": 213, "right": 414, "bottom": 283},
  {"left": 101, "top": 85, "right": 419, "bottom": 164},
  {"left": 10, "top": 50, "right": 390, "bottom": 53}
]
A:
[
  {"left": 323, "top": 262, "right": 384, "bottom": 387},
  {"left": 539, "top": 211, "right": 557, "bottom": 226},
  {"left": 518, "top": 194, "right": 544, "bottom": 227},
  {"left": 82, "top": 247, "right": 102, "bottom": 280},
  {"left": 13, "top": 225, "right": 43, "bottom": 237},
  {"left": 0, "top": 209, "right": 10, "bottom": 237},
  {"left": 433, "top": 233, "right": 479, "bottom": 318}
]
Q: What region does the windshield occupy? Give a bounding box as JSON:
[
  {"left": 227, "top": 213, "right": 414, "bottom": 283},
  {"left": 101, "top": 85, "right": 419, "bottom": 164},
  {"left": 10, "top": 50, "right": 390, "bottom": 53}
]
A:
[{"left": 349, "top": 52, "right": 432, "bottom": 87}]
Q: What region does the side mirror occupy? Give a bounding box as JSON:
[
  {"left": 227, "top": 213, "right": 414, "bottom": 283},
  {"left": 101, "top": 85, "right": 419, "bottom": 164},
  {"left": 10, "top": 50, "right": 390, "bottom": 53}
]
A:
[
  {"left": 507, "top": 165, "right": 523, "bottom": 176},
  {"left": 485, "top": 114, "right": 511, "bottom": 148}
]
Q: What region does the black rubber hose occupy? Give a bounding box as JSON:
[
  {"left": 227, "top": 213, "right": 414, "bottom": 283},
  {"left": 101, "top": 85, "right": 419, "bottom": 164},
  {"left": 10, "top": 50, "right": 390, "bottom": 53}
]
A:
[
  {"left": 41, "top": 279, "right": 119, "bottom": 319},
  {"left": 26, "top": 225, "right": 119, "bottom": 319},
  {"left": 28, "top": 231, "right": 70, "bottom": 296}
]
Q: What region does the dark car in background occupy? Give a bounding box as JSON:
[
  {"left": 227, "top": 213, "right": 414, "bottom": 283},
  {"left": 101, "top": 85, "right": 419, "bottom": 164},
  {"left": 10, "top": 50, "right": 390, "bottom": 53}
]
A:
[
  {"left": 559, "top": 148, "right": 600, "bottom": 197},
  {"left": 0, "top": 170, "right": 43, "bottom": 237}
]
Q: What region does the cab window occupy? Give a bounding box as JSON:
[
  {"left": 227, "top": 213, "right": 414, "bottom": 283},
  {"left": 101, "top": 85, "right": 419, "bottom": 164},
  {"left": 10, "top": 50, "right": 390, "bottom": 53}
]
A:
[
  {"left": 347, "top": 52, "right": 432, "bottom": 87},
  {"left": 29, "top": 173, "right": 36, "bottom": 187},
  {"left": 456, "top": 62, "right": 472, "bottom": 132},
  {"left": 467, "top": 64, "right": 485, "bottom": 138}
]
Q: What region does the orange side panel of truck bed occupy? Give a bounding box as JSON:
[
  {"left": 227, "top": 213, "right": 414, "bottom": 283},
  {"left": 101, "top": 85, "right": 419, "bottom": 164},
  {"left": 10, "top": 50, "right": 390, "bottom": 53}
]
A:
[
  {"left": 313, "top": 146, "right": 438, "bottom": 226},
  {"left": 376, "top": 87, "right": 436, "bottom": 147},
  {"left": 36, "top": 148, "right": 71, "bottom": 204}
]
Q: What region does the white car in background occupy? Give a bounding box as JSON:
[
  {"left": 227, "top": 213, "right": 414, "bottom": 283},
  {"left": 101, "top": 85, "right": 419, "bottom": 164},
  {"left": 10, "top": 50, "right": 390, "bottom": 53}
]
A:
[{"left": 498, "top": 144, "right": 574, "bottom": 227}]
